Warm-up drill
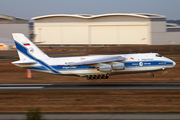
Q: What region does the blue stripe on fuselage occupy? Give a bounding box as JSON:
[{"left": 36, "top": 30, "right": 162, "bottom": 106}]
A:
[
  {"left": 23, "top": 65, "right": 94, "bottom": 71},
  {"left": 124, "top": 61, "right": 173, "bottom": 68},
  {"left": 15, "top": 41, "right": 61, "bottom": 74},
  {"left": 52, "top": 65, "right": 94, "bottom": 70}
]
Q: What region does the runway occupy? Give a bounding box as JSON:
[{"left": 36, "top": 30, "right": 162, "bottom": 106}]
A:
[
  {"left": 0, "top": 83, "right": 180, "bottom": 91},
  {"left": 1, "top": 113, "right": 180, "bottom": 120}
]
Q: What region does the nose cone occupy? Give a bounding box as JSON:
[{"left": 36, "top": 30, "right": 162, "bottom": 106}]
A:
[
  {"left": 163, "top": 57, "right": 176, "bottom": 68},
  {"left": 173, "top": 61, "right": 176, "bottom": 67}
]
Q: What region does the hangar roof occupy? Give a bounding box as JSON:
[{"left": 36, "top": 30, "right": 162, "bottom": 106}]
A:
[
  {"left": 32, "top": 13, "right": 166, "bottom": 20},
  {"left": 0, "top": 15, "right": 28, "bottom": 24}
]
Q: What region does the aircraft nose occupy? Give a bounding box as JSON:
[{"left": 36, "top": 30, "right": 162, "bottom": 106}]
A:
[
  {"left": 173, "top": 61, "right": 176, "bottom": 67},
  {"left": 163, "top": 57, "right": 176, "bottom": 68}
]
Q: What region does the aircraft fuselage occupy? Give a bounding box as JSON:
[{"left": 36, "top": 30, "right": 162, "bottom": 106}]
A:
[{"left": 14, "top": 53, "right": 176, "bottom": 77}]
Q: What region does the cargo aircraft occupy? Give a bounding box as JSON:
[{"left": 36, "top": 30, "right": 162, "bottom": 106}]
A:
[{"left": 11, "top": 33, "right": 176, "bottom": 80}]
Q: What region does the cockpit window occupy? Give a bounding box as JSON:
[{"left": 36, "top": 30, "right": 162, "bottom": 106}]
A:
[{"left": 156, "top": 54, "right": 162, "bottom": 57}]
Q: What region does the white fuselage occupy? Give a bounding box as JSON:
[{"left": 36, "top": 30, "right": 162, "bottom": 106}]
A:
[{"left": 16, "top": 53, "right": 176, "bottom": 77}]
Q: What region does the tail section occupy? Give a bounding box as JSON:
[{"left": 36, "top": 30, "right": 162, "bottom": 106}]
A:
[{"left": 12, "top": 33, "right": 49, "bottom": 60}]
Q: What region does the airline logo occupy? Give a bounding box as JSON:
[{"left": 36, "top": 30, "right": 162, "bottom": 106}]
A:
[
  {"left": 139, "top": 62, "right": 143, "bottom": 66},
  {"left": 24, "top": 43, "right": 30, "bottom": 46},
  {"left": 28, "top": 47, "right": 34, "bottom": 54}
]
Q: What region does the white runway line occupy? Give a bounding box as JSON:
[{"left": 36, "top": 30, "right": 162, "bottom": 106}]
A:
[
  {"left": 0, "top": 87, "right": 43, "bottom": 89},
  {"left": 0, "top": 84, "right": 52, "bottom": 86}
]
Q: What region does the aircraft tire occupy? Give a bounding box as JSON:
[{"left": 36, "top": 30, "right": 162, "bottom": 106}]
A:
[
  {"left": 105, "top": 76, "right": 109, "bottom": 79},
  {"left": 97, "top": 75, "right": 101, "bottom": 79},
  {"left": 150, "top": 74, "right": 154, "bottom": 77},
  {"left": 101, "top": 75, "right": 105, "bottom": 79},
  {"left": 93, "top": 75, "right": 95, "bottom": 79},
  {"left": 90, "top": 75, "right": 93, "bottom": 80}
]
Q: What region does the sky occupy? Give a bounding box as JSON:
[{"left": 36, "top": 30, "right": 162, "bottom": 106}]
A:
[{"left": 0, "top": 0, "right": 180, "bottom": 20}]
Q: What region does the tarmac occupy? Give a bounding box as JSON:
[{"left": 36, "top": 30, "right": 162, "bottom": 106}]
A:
[{"left": 0, "top": 83, "right": 180, "bottom": 91}]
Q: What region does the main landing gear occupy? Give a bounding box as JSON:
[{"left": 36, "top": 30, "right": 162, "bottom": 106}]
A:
[{"left": 87, "top": 74, "right": 109, "bottom": 80}]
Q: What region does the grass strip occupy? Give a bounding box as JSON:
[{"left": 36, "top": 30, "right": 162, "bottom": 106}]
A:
[{"left": 0, "top": 91, "right": 180, "bottom": 113}]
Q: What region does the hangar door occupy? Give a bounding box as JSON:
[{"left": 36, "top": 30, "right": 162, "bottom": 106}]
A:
[
  {"left": 90, "top": 26, "right": 118, "bottom": 44},
  {"left": 90, "top": 25, "right": 148, "bottom": 44},
  {"left": 34, "top": 27, "right": 62, "bottom": 44},
  {"left": 62, "top": 26, "right": 89, "bottom": 44},
  {"left": 34, "top": 26, "right": 89, "bottom": 44},
  {"left": 119, "top": 25, "right": 148, "bottom": 44},
  {"left": 35, "top": 25, "right": 148, "bottom": 45}
]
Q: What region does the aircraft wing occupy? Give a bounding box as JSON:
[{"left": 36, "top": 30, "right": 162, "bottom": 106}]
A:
[{"left": 67, "top": 55, "right": 125, "bottom": 66}]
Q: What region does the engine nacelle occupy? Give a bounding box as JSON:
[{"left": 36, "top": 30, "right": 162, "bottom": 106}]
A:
[
  {"left": 99, "top": 64, "right": 112, "bottom": 72},
  {"left": 112, "top": 62, "right": 125, "bottom": 70}
]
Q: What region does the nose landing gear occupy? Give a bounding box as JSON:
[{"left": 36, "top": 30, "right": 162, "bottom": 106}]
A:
[{"left": 150, "top": 73, "right": 154, "bottom": 77}]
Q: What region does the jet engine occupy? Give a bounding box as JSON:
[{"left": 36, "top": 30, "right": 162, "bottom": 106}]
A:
[
  {"left": 111, "top": 62, "right": 125, "bottom": 70},
  {"left": 98, "top": 64, "right": 112, "bottom": 72}
]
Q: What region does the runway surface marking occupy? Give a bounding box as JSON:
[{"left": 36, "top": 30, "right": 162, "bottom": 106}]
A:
[
  {"left": 0, "top": 87, "right": 43, "bottom": 89},
  {"left": 0, "top": 84, "right": 52, "bottom": 86}
]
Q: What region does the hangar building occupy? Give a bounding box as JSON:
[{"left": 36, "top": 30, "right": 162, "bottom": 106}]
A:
[
  {"left": 32, "top": 13, "right": 180, "bottom": 45},
  {"left": 0, "top": 15, "right": 29, "bottom": 40}
]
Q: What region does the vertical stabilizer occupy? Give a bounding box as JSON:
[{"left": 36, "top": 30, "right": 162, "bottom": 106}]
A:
[{"left": 12, "top": 33, "right": 49, "bottom": 60}]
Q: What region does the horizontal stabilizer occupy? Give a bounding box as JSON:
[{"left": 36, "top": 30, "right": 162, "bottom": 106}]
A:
[{"left": 11, "top": 60, "right": 37, "bottom": 65}]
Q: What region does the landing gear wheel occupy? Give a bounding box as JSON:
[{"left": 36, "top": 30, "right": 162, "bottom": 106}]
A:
[
  {"left": 150, "top": 74, "right": 154, "bottom": 77},
  {"left": 105, "top": 74, "right": 109, "bottom": 79},
  {"left": 105, "top": 76, "right": 109, "bottom": 79},
  {"left": 90, "top": 75, "right": 93, "bottom": 80},
  {"left": 87, "top": 76, "right": 90, "bottom": 80},
  {"left": 93, "top": 75, "right": 97, "bottom": 80},
  {"left": 101, "top": 75, "right": 105, "bottom": 79}
]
